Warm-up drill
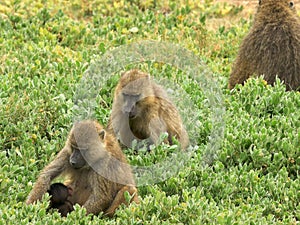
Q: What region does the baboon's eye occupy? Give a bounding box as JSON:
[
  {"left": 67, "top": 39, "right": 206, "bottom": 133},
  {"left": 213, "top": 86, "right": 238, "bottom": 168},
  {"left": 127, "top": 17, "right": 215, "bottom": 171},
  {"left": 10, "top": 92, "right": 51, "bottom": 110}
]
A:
[
  {"left": 258, "top": 0, "right": 261, "bottom": 5},
  {"left": 289, "top": 1, "right": 294, "bottom": 8}
]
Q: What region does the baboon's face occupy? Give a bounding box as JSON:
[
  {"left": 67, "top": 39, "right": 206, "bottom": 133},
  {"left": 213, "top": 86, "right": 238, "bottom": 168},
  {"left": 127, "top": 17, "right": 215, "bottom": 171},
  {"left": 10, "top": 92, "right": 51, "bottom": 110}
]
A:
[
  {"left": 118, "top": 78, "right": 153, "bottom": 119},
  {"left": 69, "top": 145, "right": 87, "bottom": 169},
  {"left": 69, "top": 123, "right": 108, "bottom": 170},
  {"left": 69, "top": 121, "right": 104, "bottom": 169},
  {"left": 121, "top": 92, "right": 141, "bottom": 118}
]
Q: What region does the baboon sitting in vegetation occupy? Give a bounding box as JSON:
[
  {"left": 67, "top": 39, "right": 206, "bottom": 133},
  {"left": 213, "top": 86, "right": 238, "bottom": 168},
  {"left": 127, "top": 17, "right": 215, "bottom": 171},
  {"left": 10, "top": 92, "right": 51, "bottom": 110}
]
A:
[
  {"left": 229, "top": 0, "right": 300, "bottom": 91},
  {"left": 26, "top": 120, "right": 139, "bottom": 217},
  {"left": 108, "top": 69, "right": 189, "bottom": 150}
]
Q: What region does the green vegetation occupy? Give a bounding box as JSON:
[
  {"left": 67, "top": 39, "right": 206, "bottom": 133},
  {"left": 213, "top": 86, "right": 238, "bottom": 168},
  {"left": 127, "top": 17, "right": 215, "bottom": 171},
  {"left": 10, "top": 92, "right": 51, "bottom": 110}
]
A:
[{"left": 0, "top": 0, "right": 299, "bottom": 224}]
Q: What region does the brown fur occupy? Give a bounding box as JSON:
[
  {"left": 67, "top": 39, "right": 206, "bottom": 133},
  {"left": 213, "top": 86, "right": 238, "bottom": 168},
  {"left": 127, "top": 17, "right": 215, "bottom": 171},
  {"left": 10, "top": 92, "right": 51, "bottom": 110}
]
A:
[
  {"left": 108, "top": 69, "right": 189, "bottom": 150},
  {"left": 26, "top": 120, "right": 139, "bottom": 217},
  {"left": 229, "top": 0, "right": 300, "bottom": 91}
]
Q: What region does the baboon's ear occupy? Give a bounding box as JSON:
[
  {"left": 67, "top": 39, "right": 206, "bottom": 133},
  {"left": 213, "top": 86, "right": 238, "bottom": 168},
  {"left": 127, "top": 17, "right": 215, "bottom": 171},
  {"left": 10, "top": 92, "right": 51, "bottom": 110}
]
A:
[
  {"left": 258, "top": 0, "right": 261, "bottom": 5},
  {"left": 99, "top": 130, "right": 106, "bottom": 140},
  {"left": 121, "top": 71, "right": 127, "bottom": 77}
]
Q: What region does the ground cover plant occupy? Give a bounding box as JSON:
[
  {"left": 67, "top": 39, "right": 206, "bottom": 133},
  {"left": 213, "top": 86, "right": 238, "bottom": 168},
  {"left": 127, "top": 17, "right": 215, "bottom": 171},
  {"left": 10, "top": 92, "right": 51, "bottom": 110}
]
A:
[{"left": 0, "top": 0, "right": 299, "bottom": 224}]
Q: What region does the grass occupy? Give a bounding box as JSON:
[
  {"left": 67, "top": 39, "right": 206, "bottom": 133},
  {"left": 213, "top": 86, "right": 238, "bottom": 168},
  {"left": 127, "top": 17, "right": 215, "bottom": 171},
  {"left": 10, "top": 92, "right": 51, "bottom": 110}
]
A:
[{"left": 0, "top": 0, "right": 299, "bottom": 224}]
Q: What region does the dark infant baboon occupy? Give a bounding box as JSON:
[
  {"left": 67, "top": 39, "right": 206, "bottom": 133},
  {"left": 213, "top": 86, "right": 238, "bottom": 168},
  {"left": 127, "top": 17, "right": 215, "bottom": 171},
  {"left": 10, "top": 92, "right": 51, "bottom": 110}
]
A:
[
  {"left": 229, "top": 0, "right": 300, "bottom": 91},
  {"left": 47, "top": 183, "right": 73, "bottom": 216},
  {"left": 26, "top": 120, "right": 139, "bottom": 217},
  {"left": 108, "top": 69, "right": 189, "bottom": 150}
]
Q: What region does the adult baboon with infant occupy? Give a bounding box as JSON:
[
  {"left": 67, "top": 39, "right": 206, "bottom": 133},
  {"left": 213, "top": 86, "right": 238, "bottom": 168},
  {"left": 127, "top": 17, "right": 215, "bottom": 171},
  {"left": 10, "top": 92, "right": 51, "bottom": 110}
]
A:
[
  {"left": 26, "top": 120, "right": 139, "bottom": 217},
  {"left": 108, "top": 69, "right": 189, "bottom": 150},
  {"left": 229, "top": 0, "right": 300, "bottom": 91}
]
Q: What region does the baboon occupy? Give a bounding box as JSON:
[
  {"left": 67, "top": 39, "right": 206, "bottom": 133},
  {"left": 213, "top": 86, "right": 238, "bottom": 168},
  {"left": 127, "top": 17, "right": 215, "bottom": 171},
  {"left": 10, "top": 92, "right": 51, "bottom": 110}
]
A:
[
  {"left": 108, "top": 69, "right": 189, "bottom": 150},
  {"left": 26, "top": 120, "right": 139, "bottom": 217},
  {"left": 229, "top": 0, "right": 300, "bottom": 91},
  {"left": 47, "top": 183, "right": 73, "bottom": 216}
]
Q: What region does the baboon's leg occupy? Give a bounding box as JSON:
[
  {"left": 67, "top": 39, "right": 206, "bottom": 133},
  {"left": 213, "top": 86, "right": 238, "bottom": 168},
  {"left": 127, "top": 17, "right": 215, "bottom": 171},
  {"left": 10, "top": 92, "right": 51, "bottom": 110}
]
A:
[{"left": 104, "top": 186, "right": 139, "bottom": 217}]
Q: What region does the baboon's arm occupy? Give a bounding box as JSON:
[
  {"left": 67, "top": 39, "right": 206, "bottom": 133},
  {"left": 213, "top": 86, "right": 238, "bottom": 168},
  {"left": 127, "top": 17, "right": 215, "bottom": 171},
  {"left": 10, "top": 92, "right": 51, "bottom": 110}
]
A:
[
  {"left": 26, "top": 147, "right": 71, "bottom": 204},
  {"left": 108, "top": 113, "right": 136, "bottom": 147},
  {"left": 148, "top": 117, "right": 167, "bottom": 145},
  {"left": 104, "top": 186, "right": 139, "bottom": 217},
  {"left": 119, "top": 121, "right": 136, "bottom": 147}
]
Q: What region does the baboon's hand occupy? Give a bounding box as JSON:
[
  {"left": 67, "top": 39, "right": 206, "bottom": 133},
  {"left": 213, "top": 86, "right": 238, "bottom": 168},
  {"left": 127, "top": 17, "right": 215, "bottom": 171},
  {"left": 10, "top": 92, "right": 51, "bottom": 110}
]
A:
[{"left": 26, "top": 183, "right": 48, "bottom": 204}]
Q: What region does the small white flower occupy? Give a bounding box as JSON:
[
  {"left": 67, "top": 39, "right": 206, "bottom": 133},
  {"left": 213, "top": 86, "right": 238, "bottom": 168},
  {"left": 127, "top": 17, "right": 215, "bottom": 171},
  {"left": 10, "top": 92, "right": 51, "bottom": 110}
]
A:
[{"left": 129, "top": 27, "right": 139, "bottom": 33}]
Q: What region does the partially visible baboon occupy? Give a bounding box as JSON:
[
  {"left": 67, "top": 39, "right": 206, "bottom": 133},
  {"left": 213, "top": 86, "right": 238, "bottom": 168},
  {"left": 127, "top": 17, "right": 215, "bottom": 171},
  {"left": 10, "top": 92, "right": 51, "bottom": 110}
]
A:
[
  {"left": 47, "top": 183, "right": 73, "bottom": 216},
  {"left": 26, "top": 120, "right": 139, "bottom": 217},
  {"left": 108, "top": 69, "right": 189, "bottom": 150},
  {"left": 229, "top": 0, "right": 300, "bottom": 91}
]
